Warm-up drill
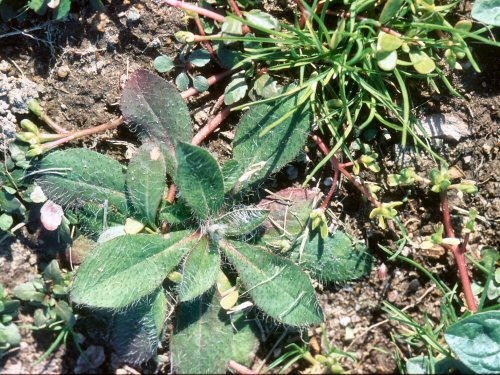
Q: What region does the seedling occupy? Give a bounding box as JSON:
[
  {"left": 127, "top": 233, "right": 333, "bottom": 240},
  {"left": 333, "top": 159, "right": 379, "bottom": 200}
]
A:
[
  {"left": 32, "top": 69, "right": 372, "bottom": 371},
  {"left": 0, "top": 284, "right": 21, "bottom": 357}
]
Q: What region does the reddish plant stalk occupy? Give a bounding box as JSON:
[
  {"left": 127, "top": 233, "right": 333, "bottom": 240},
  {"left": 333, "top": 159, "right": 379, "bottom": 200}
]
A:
[
  {"left": 320, "top": 166, "right": 339, "bottom": 210},
  {"left": 228, "top": 360, "right": 257, "bottom": 375},
  {"left": 312, "top": 135, "right": 380, "bottom": 208},
  {"left": 440, "top": 191, "right": 477, "bottom": 312},
  {"left": 166, "top": 184, "right": 176, "bottom": 204},
  {"left": 181, "top": 69, "right": 233, "bottom": 99},
  {"left": 40, "top": 116, "right": 124, "bottom": 152},
  {"left": 192, "top": 105, "right": 232, "bottom": 145},
  {"left": 40, "top": 112, "right": 70, "bottom": 134},
  {"left": 228, "top": 0, "right": 251, "bottom": 34},
  {"left": 194, "top": 15, "right": 225, "bottom": 68},
  {"left": 163, "top": 0, "right": 226, "bottom": 23}
]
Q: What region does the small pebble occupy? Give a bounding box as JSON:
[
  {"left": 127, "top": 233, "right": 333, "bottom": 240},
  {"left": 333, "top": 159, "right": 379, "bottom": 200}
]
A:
[
  {"left": 387, "top": 290, "right": 398, "bottom": 303},
  {"left": 340, "top": 316, "right": 351, "bottom": 327},
  {"left": 57, "top": 65, "right": 70, "bottom": 79},
  {"left": 463, "top": 155, "right": 472, "bottom": 164},
  {"left": 324, "top": 177, "right": 333, "bottom": 187},
  {"left": 126, "top": 7, "right": 141, "bottom": 22}
]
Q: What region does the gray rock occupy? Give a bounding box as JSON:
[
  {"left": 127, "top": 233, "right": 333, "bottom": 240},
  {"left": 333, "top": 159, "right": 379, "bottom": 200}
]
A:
[
  {"left": 0, "top": 66, "right": 39, "bottom": 148},
  {"left": 417, "top": 113, "right": 470, "bottom": 142}
]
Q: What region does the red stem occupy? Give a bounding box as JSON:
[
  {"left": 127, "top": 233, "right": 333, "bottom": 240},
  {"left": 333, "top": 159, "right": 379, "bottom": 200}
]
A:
[
  {"left": 181, "top": 69, "right": 232, "bottom": 99},
  {"left": 192, "top": 105, "right": 232, "bottom": 145},
  {"left": 228, "top": 0, "right": 251, "bottom": 34},
  {"left": 228, "top": 360, "right": 257, "bottom": 375},
  {"left": 40, "top": 116, "right": 124, "bottom": 151},
  {"left": 311, "top": 135, "right": 380, "bottom": 208},
  {"left": 194, "top": 15, "right": 225, "bottom": 68},
  {"left": 166, "top": 184, "right": 176, "bottom": 204},
  {"left": 40, "top": 113, "right": 70, "bottom": 134},
  {"left": 163, "top": 0, "right": 226, "bottom": 23},
  {"left": 440, "top": 191, "right": 477, "bottom": 312}
]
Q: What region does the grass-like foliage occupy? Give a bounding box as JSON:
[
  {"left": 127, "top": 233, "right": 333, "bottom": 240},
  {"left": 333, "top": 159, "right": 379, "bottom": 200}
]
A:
[{"left": 33, "top": 69, "right": 372, "bottom": 372}]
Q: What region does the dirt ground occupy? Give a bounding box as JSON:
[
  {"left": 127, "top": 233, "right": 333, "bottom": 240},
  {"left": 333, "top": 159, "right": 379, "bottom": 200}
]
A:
[{"left": 0, "top": 0, "right": 498, "bottom": 373}]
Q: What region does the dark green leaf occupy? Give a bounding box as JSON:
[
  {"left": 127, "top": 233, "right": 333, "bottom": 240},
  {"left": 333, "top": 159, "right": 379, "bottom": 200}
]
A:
[
  {"left": 126, "top": 143, "right": 166, "bottom": 227},
  {"left": 36, "top": 148, "right": 128, "bottom": 219},
  {"left": 444, "top": 311, "right": 500, "bottom": 373},
  {"left": 192, "top": 75, "right": 210, "bottom": 92},
  {"left": 154, "top": 55, "right": 175, "bottom": 73},
  {"left": 176, "top": 143, "right": 224, "bottom": 220},
  {"left": 221, "top": 159, "right": 242, "bottom": 193},
  {"left": 221, "top": 240, "right": 323, "bottom": 326},
  {"left": 189, "top": 49, "right": 211, "bottom": 67},
  {"left": 71, "top": 232, "right": 196, "bottom": 308},
  {"left": 290, "top": 231, "right": 373, "bottom": 282},
  {"left": 233, "top": 91, "right": 311, "bottom": 188},
  {"left": 54, "top": 0, "right": 71, "bottom": 19},
  {"left": 175, "top": 72, "right": 190, "bottom": 91},
  {"left": 0, "top": 190, "right": 24, "bottom": 215},
  {"left": 120, "top": 69, "right": 192, "bottom": 176},
  {"left": 111, "top": 289, "right": 170, "bottom": 364},
  {"left": 171, "top": 290, "right": 257, "bottom": 374},
  {"left": 179, "top": 235, "right": 220, "bottom": 301},
  {"left": 158, "top": 201, "right": 193, "bottom": 225}
]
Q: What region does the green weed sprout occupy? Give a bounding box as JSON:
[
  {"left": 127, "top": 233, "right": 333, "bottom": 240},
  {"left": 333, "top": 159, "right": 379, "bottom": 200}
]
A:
[{"left": 31, "top": 69, "right": 373, "bottom": 371}]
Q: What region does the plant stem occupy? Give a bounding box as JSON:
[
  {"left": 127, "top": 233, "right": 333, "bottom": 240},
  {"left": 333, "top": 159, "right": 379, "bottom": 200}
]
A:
[
  {"left": 192, "top": 105, "right": 233, "bottom": 145},
  {"left": 40, "top": 116, "right": 124, "bottom": 152},
  {"left": 228, "top": 360, "right": 257, "bottom": 375},
  {"left": 181, "top": 69, "right": 232, "bottom": 99},
  {"left": 193, "top": 15, "right": 225, "bottom": 68},
  {"left": 163, "top": 0, "right": 226, "bottom": 23},
  {"left": 440, "top": 191, "right": 477, "bottom": 312},
  {"left": 40, "top": 112, "right": 70, "bottom": 134},
  {"left": 228, "top": 0, "right": 251, "bottom": 34},
  {"left": 312, "top": 135, "right": 380, "bottom": 208},
  {"left": 166, "top": 184, "right": 176, "bottom": 204}
]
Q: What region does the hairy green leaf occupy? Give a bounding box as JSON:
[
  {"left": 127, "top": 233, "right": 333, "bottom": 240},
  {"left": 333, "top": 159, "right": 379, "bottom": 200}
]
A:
[
  {"left": 214, "top": 207, "right": 269, "bottom": 237},
  {"left": 221, "top": 240, "right": 323, "bottom": 326},
  {"left": 120, "top": 69, "right": 192, "bottom": 176},
  {"left": 126, "top": 143, "right": 166, "bottom": 227},
  {"left": 290, "top": 231, "right": 372, "bottom": 282},
  {"left": 179, "top": 235, "right": 220, "bottom": 301},
  {"left": 37, "top": 148, "right": 128, "bottom": 218},
  {"left": 176, "top": 143, "right": 224, "bottom": 220},
  {"left": 111, "top": 289, "right": 170, "bottom": 364},
  {"left": 233, "top": 92, "right": 311, "bottom": 188},
  {"left": 171, "top": 290, "right": 257, "bottom": 374},
  {"left": 444, "top": 311, "right": 500, "bottom": 373},
  {"left": 221, "top": 159, "right": 242, "bottom": 193},
  {"left": 71, "top": 232, "right": 196, "bottom": 308}
]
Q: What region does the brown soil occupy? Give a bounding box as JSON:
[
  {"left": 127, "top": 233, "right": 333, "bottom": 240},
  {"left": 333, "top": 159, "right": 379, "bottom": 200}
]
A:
[{"left": 0, "top": 0, "right": 498, "bottom": 373}]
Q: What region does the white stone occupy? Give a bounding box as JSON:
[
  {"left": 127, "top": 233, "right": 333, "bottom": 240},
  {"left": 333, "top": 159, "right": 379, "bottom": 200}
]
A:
[{"left": 417, "top": 113, "right": 470, "bottom": 142}]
